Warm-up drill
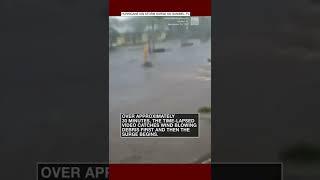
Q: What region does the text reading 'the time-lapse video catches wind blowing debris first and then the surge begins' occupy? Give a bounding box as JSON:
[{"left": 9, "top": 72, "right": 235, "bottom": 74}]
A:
[{"left": 121, "top": 113, "right": 199, "bottom": 137}]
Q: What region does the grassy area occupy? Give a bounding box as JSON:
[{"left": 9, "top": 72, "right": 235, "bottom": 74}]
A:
[{"left": 198, "top": 106, "right": 211, "bottom": 113}]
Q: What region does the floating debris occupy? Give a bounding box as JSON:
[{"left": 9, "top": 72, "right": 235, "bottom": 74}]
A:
[
  {"left": 181, "top": 42, "right": 194, "bottom": 47},
  {"left": 152, "top": 48, "right": 166, "bottom": 53},
  {"left": 143, "top": 61, "right": 153, "bottom": 68}
]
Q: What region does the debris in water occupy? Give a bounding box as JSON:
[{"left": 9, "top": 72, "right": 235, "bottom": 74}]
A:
[
  {"left": 181, "top": 42, "right": 194, "bottom": 47},
  {"left": 152, "top": 48, "right": 166, "bottom": 53},
  {"left": 143, "top": 61, "right": 153, "bottom": 68}
]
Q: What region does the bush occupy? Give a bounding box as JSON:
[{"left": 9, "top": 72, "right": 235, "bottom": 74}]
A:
[{"left": 198, "top": 106, "right": 211, "bottom": 113}]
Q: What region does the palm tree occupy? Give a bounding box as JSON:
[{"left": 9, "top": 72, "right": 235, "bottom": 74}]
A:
[{"left": 127, "top": 17, "right": 167, "bottom": 52}]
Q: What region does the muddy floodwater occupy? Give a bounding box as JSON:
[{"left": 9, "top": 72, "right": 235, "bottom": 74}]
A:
[{"left": 109, "top": 39, "right": 211, "bottom": 163}]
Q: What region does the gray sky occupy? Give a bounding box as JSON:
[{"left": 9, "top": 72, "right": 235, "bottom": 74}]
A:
[{"left": 110, "top": 16, "right": 131, "bottom": 21}]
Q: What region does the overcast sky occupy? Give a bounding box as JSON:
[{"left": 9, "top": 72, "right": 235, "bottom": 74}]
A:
[{"left": 110, "top": 16, "right": 131, "bottom": 21}]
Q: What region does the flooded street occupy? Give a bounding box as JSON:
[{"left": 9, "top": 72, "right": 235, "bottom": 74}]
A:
[{"left": 109, "top": 40, "right": 211, "bottom": 163}]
